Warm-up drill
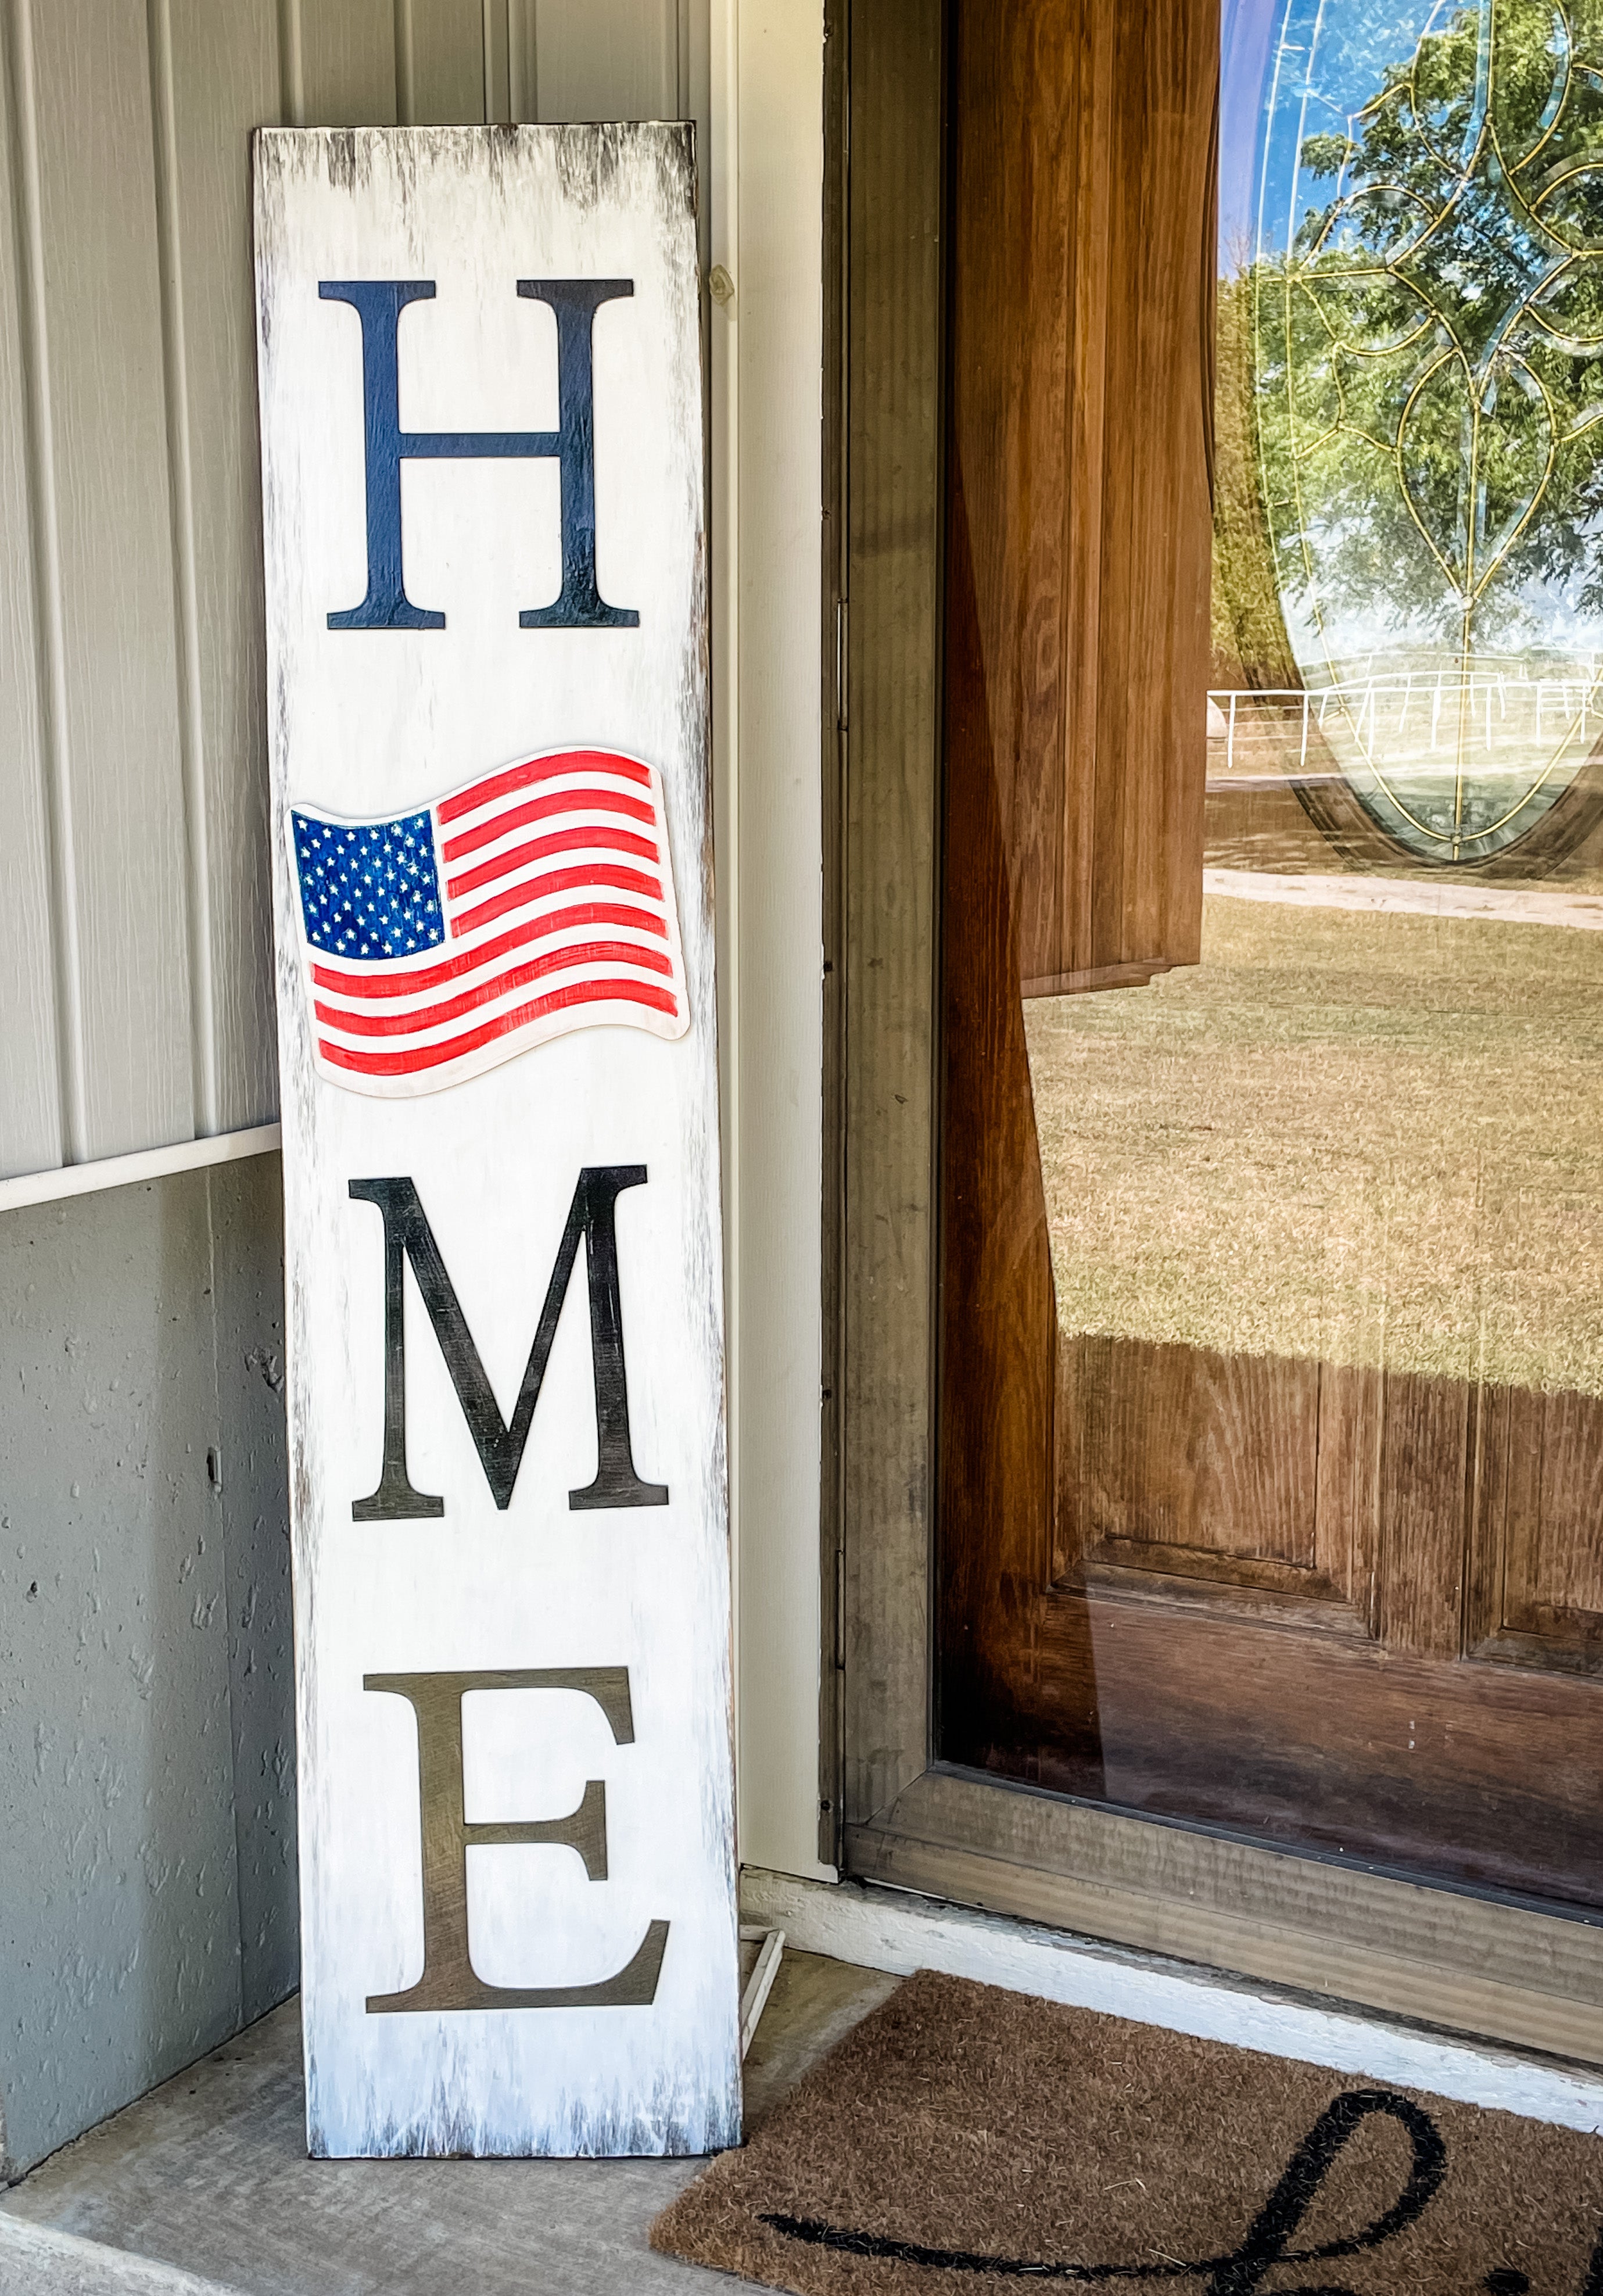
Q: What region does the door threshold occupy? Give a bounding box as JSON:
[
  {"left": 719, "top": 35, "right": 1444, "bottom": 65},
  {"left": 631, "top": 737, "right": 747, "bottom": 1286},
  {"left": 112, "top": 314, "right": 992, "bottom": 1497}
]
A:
[
  {"left": 940, "top": 1763, "right": 1603, "bottom": 1933},
  {"left": 838, "top": 1768, "right": 1603, "bottom": 2066},
  {"left": 739, "top": 1865, "right": 1603, "bottom": 2136}
]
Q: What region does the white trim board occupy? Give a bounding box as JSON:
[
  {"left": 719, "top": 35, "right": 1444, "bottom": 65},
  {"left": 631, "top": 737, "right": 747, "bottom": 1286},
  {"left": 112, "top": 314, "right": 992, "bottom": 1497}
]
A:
[
  {"left": 0, "top": 1126, "right": 282, "bottom": 1216},
  {"left": 712, "top": 0, "right": 833, "bottom": 1886},
  {"left": 740, "top": 1867, "right": 1603, "bottom": 2135}
]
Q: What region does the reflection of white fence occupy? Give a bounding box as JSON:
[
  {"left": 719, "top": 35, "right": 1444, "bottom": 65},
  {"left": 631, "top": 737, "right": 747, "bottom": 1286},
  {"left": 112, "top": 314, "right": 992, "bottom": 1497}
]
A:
[{"left": 1207, "top": 669, "right": 1603, "bottom": 780}]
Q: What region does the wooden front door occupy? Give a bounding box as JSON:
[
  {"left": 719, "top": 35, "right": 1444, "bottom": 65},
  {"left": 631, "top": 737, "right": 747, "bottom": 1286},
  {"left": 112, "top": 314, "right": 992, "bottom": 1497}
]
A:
[{"left": 936, "top": 0, "right": 1603, "bottom": 1912}]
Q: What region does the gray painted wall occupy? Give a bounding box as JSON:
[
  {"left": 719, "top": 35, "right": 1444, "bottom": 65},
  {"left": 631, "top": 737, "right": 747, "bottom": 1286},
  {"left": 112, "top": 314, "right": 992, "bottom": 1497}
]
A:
[{"left": 0, "top": 1157, "right": 293, "bottom": 2181}]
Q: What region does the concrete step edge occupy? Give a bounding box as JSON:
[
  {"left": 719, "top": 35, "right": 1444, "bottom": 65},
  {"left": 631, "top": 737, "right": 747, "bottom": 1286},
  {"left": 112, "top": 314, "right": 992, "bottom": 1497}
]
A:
[{"left": 0, "top": 2212, "right": 246, "bottom": 2296}]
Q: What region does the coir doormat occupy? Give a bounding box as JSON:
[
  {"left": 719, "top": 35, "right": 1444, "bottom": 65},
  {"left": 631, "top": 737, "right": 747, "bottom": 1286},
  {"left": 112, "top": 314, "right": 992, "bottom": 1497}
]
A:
[{"left": 651, "top": 1971, "right": 1603, "bottom": 2294}]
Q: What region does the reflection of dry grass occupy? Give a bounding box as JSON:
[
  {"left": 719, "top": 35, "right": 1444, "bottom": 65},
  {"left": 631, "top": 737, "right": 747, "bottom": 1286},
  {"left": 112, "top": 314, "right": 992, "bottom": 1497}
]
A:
[
  {"left": 1204, "top": 750, "right": 1603, "bottom": 889},
  {"left": 1024, "top": 894, "right": 1603, "bottom": 1394}
]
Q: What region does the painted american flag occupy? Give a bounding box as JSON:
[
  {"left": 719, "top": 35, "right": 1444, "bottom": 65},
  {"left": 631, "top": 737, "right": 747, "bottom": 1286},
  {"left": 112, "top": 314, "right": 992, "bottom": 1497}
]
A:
[{"left": 288, "top": 746, "right": 689, "bottom": 1097}]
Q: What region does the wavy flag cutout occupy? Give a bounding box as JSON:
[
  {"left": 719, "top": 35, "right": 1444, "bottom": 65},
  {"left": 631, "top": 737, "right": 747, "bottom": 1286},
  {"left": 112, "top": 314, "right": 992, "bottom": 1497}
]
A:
[{"left": 287, "top": 746, "right": 688, "bottom": 1097}]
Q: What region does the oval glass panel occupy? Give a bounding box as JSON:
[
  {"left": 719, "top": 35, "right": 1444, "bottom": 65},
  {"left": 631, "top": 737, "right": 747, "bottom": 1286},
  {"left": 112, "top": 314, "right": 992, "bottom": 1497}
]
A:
[{"left": 1218, "top": 0, "right": 1603, "bottom": 866}]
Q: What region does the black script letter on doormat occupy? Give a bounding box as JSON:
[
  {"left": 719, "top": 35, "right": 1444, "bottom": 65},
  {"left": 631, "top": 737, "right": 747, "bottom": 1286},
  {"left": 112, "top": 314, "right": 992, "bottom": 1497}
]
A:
[{"left": 762, "top": 2086, "right": 1447, "bottom": 2288}]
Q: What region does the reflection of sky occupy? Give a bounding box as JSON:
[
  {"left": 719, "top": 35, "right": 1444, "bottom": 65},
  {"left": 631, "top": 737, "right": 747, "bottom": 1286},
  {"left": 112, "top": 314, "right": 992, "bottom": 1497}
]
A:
[
  {"left": 1218, "top": 0, "right": 1278, "bottom": 268},
  {"left": 1284, "top": 551, "right": 1603, "bottom": 663},
  {"left": 1220, "top": 0, "right": 1444, "bottom": 271},
  {"left": 1220, "top": 0, "right": 1603, "bottom": 664}
]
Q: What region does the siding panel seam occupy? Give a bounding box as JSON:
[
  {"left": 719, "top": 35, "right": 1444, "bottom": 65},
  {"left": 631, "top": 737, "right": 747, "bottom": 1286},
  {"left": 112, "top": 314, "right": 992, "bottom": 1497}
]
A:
[
  {"left": 146, "top": 0, "right": 219, "bottom": 1138},
  {"left": 278, "top": 0, "right": 304, "bottom": 127},
  {"left": 393, "top": 0, "right": 415, "bottom": 124},
  {"left": 3, "top": 0, "right": 87, "bottom": 1164}
]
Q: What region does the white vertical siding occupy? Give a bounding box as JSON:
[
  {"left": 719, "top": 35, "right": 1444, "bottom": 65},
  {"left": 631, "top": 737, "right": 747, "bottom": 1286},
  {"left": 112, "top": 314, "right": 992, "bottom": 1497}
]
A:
[
  {"left": 521, "top": 0, "right": 680, "bottom": 124},
  {"left": 19, "top": 0, "right": 192, "bottom": 1165},
  {"left": 160, "top": 2, "right": 284, "bottom": 1138},
  {"left": 0, "top": 0, "right": 708, "bottom": 1184},
  {"left": 295, "top": 1, "right": 400, "bottom": 126}
]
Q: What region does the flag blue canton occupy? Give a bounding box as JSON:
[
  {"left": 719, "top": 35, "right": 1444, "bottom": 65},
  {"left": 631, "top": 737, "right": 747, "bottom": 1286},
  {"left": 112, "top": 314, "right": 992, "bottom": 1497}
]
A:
[{"left": 292, "top": 809, "right": 445, "bottom": 959}]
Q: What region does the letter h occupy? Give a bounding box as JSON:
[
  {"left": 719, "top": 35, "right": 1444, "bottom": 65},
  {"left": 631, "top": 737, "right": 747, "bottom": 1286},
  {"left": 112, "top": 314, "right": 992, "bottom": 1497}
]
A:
[{"left": 318, "top": 278, "right": 639, "bottom": 632}]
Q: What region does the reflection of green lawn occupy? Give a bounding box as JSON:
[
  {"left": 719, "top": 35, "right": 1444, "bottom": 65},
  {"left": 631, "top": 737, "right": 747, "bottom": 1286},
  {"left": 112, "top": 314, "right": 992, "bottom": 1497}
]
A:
[{"left": 1024, "top": 894, "right": 1603, "bottom": 1395}]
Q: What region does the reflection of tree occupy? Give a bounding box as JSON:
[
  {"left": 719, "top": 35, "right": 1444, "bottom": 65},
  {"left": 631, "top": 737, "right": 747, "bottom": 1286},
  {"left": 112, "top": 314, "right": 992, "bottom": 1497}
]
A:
[
  {"left": 1255, "top": 0, "right": 1603, "bottom": 659},
  {"left": 1213, "top": 267, "right": 1299, "bottom": 687}
]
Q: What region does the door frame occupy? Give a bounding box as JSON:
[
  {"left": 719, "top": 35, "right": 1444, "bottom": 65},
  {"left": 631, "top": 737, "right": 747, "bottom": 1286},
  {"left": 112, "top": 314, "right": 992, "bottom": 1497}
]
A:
[{"left": 826, "top": 0, "right": 1603, "bottom": 2068}]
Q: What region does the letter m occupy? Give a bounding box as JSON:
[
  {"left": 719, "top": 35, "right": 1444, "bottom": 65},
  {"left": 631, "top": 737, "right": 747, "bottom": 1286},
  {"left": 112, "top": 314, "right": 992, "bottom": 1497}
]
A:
[{"left": 349, "top": 1166, "right": 668, "bottom": 1519}]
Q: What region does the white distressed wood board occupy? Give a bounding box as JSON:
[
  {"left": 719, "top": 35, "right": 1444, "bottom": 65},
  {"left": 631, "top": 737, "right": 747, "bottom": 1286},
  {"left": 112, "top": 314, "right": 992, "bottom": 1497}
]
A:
[{"left": 252, "top": 123, "right": 738, "bottom": 2158}]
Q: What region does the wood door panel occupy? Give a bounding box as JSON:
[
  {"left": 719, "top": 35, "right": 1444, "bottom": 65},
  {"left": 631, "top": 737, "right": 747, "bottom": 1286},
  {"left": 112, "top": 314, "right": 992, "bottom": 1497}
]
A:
[
  {"left": 1471, "top": 1384, "right": 1603, "bottom": 1673},
  {"left": 946, "top": 0, "right": 1213, "bottom": 1001},
  {"left": 939, "top": 0, "right": 1215, "bottom": 1825},
  {"left": 1374, "top": 1371, "right": 1472, "bottom": 1661},
  {"left": 1053, "top": 1330, "right": 1603, "bottom": 1667},
  {"left": 938, "top": 472, "right": 1060, "bottom": 1761},
  {"left": 1312, "top": 1360, "right": 1385, "bottom": 1640},
  {"left": 1055, "top": 1334, "right": 1323, "bottom": 1579},
  {"left": 947, "top": 1591, "right": 1603, "bottom": 1907},
  {"left": 1538, "top": 1399, "right": 1603, "bottom": 1617},
  {"left": 1055, "top": 1335, "right": 1389, "bottom": 1629}
]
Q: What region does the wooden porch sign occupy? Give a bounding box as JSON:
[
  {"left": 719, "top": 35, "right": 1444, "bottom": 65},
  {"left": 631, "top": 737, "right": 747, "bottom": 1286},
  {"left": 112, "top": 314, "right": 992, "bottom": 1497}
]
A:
[{"left": 252, "top": 126, "right": 739, "bottom": 2158}]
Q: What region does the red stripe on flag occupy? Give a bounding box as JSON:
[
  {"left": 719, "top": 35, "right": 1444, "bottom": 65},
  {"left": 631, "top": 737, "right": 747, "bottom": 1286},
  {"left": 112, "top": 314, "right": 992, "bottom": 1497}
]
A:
[
  {"left": 447, "top": 822, "right": 658, "bottom": 900},
  {"left": 319, "top": 977, "right": 680, "bottom": 1076},
  {"left": 315, "top": 940, "right": 675, "bottom": 1037},
  {"left": 451, "top": 864, "right": 662, "bottom": 939},
  {"left": 310, "top": 901, "right": 668, "bottom": 1000},
  {"left": 436, "top": 750, "right": 652, "bottom": 826},
  {"left": 440, "top": 785, "right": 655, "bottom": 863}
]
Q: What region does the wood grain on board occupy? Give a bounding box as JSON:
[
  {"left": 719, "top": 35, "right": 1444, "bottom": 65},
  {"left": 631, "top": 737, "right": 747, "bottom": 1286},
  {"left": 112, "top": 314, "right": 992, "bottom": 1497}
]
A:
[
  {"left": 1056, "top": 1340, "right": 1603, "bottom": 1663},
  {"left": 952, "top": 1574, "right": 1603, "bottom": 1907},
  {"left": 844, "top": 1765, "right": 1603, "bottom": 2062},
  {"left": 1054, "top": 1336, "right": 1324, "bottom": 1580},
  {"left": 944, "top": 0, "right": 1213, "bottom": 998},
  {"left": 953, "top": 1314, "right": 1603, "bottom": 1901},
  {"left": 1472, "top": 1384, "right": 1603, "bottom": 1671},
  {"left": 937, "top": 463, "right": 1066, "bottom": 1784},
  {"left": 937, "top": 0, "right": 1214, "bottom": 1814},
  {"left": 839, "top": 0, "right": 945, "bottom": 1835}
]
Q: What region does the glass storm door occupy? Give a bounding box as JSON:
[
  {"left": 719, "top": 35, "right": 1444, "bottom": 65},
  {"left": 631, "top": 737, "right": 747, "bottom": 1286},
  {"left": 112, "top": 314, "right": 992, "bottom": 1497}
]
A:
[{"left": 935, "top": 0, "right": 1603, "bottom": 1914}]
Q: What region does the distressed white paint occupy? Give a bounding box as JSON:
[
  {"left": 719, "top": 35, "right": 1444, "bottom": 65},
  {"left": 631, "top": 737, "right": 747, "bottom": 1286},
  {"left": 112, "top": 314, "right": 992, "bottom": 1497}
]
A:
[
  {"left": 254, "top": 124, "right": 738, "bottom": 2158},
  {"left": 742, "top": 1871, "right": 1603, "bottom": 2137}
]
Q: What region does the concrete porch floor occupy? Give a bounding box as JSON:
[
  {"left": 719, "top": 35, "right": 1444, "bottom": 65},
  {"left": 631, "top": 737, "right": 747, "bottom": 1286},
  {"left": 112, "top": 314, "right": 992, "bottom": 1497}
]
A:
[{"left": 0, "top": 1950, "right": 900, "bottom": 2295}]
